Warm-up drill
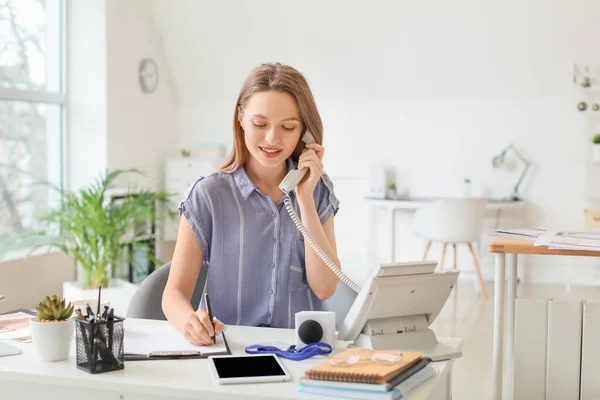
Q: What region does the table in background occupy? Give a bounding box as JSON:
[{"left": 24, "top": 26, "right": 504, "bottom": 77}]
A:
[
  {"left": 0, "top": 318, "right": 462, "bottom": 400},
  {"left": 367, "top": 197, "right": 527, "bottom": 264},
  {"left": 488, "top": 238, "right": 600, "bottom": 400}
]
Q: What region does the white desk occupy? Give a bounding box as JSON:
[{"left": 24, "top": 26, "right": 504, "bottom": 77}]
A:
[
  {"left": 0, "top": 318, "right": 461, "bottom": 400},
  {"left": 366, "top": 197, "right": 527, "bottom": 263}
]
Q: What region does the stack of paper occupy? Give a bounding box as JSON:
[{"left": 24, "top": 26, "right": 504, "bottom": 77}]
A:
[
  {"left": 0, "top": 311, "right": 33, "bottom": 342},
  {"left": 535, "top": 231, "right": 600, "bottom": 252},
  {"left": 124, "top": 321, "right": 228, "bottom": 356},
  {"left": 488, "top": 228, "right": 546, "bottom": 240},
  {"left": 489, "top": 229, "right": 600, "bottom": 252}
]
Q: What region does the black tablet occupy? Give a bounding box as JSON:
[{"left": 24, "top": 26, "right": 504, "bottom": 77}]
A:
[{"left": 208, "top": 354, "right": 292, "bottom": 385}]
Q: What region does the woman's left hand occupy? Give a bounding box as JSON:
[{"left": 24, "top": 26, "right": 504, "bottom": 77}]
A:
[{"left": 296, "top": 143, "right": 324, "bottom": 204}]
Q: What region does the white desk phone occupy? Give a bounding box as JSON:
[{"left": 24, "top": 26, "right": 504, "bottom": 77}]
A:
[{"left": 278, "top": 131, "right": 461, "bottom": 362}]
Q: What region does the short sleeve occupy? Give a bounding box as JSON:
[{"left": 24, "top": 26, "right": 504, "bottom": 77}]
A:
[
  {"left": 314, "top": 172, "right": 340, "bottom": 224},
  {"left": 178, "top": 178, "right": 213, "bottom": 262}
]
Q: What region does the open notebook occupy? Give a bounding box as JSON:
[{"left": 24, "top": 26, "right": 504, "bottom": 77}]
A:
[{"left": 124, "top": 321, "right": 231, "bottom": 360}]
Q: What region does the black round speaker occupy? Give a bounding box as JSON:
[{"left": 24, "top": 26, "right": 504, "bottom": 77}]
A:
[{"left": 298, "top": 319, "right": 323, "bottom": 344}]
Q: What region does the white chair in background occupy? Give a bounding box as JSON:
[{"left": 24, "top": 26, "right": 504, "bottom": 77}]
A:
[{"left": 413, "top": 197, "right": 488, "bottom": 298}]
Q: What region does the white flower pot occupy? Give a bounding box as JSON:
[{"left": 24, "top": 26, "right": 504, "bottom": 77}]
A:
[
  {"left": 30, "top": 318, "right": 74, "bottom": 362},
  {"left": 593, "top": 144, "right": 600, "bottom": 162},
  {"left": 63, "top": 278, "right": 138, "bottom": 318}
]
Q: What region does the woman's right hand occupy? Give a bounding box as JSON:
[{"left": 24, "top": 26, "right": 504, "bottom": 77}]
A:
[{"left": 183, "top": 309, "right": 225, "bottom": 346}]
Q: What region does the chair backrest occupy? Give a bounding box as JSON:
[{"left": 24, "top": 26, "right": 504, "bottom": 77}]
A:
[
  {"left": 414, "top": 197, "right": 488, "bottom": 243},
  {"left": 127, "top": 260, "right": 358, "bottom": 327},
  {"left": 126, "top": 261, "right": 208, "bottom": 320}
]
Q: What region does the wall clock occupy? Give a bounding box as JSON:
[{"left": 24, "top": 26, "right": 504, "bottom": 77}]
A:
[{"left": 139, "top": 58, "right": 159, "bottom": 94}]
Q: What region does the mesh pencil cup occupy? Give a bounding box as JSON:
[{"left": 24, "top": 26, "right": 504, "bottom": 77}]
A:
[{"left": 75, "top": 316, "right": 125, "bottom": 374}]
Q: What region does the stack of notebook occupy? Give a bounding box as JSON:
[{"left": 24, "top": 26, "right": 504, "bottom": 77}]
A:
[{"left": 298, "top": 349, "right": 436, "bottom": 399}]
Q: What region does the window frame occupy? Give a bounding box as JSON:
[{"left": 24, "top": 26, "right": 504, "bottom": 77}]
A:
[{"left": 0, "top": 0, "right": 68, "bottom": 257}]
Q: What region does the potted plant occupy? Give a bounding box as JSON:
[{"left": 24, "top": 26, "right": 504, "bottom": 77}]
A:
[
  {"left": 593, "top": 134, "right": 600, "bottom": 162},
  {"left": 19, "top": 169, "right": 175, "bottom": 314},
  {"left": 386, "top": 182, "right": 397, "bottom": 199},
  {"left": 30, "top": 294, "right": 75, "bottom": 362}
]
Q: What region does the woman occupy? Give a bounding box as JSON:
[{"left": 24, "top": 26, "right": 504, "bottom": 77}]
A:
[{"left": 162, "top": 62, "right": 342, "bottom": 346}]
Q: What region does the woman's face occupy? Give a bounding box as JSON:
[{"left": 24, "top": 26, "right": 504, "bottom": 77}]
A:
[{"left": 239, "top": 90, "right": 303, "bottom": 170}]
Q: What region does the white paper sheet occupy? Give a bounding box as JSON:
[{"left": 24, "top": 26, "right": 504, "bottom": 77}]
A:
[
  {"left": 488, "top": 228, "right": 546, "bottom": 239},
  {"left": 124, "top": 322, "right": 227, "bottom": 355},
  {"left": 0, "top": 328, "right": 31, "bottom": 341}
]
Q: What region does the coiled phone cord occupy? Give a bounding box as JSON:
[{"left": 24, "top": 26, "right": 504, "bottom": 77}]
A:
[{"left": 283, "top": 195, "right": 362, "bottom": 293}]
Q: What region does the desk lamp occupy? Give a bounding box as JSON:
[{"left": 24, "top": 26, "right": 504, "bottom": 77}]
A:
[{"left": 491, "top": 144, "right": 531, "bottom": 201}]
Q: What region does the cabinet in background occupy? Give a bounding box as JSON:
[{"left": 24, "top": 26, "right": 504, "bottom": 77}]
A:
[{"left": 164, "top": 157, "right": 216, "bottom": 242}]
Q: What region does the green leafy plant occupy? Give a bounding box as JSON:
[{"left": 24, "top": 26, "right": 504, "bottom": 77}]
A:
[
  {"left": 593, "top": 134, "right": 600, "bottom": 144},
  {"left": 3, "top": 169, "right": 176, "bottom": 289},
  {"left": 36, "top": 294, "right": 74, "bottom": 321}
]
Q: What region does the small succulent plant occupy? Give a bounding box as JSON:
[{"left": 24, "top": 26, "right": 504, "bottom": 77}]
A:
[
  {"left": 593, "top": 134, "right": 600, "bottom": 145},
  {"left": 35, "top": 295, "right": 74, "bottom": 321}
]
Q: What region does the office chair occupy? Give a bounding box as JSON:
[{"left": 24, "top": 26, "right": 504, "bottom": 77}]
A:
[
  {"left": 127, "top": 261, "right": 358, "bottom": 327},
  {"left": 414, "top": 197, "right": 488, "bottom": 298},
  {"left": 127, "top": 261, "right": 208, "bottom": 320}
]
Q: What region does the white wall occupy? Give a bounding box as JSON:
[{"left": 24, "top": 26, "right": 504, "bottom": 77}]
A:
[
  {"left": 68, "top": 0, "right": 178, "bottom": 191},
  {"left": 67, "top": 0, "right": 108, "bottom": 191},
  {"left": 147, "top": 0, "right": 600, "bottom": 284},
  {"left": 106, "top": 0, "right": 178, "bottom": 190}
]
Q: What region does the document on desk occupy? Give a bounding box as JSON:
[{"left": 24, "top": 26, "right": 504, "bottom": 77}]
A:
[
  {"left": 0, "top": 311, "right": 34, "bottom": 342},
  {"left": 488, "top": 228, "right": 546, "bottom": 239},
  {"left": 124, "top": 322, "right": 230, "bottom": 360},
  {"left": 535, "top": 231, "right": 600, "bottom": 251}
]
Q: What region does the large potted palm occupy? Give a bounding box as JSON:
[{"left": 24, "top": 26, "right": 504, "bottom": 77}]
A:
[{"left": 22, "top": 169, "right": 175, "bottom": 315}]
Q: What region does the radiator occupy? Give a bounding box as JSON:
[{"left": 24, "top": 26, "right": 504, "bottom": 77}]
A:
[{"left": 514, "top": 298, "right": 600, "bottom": 400}]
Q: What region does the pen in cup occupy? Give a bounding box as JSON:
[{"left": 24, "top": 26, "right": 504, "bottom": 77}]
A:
[
  {"left": 204, "top": 293, "right": 216, "bottom": 345},
  {"left": 107, "top": 307, "right": 114, "bottom": 352},
  {"left": 85, "top": 303, "right": 95, "bottom": 323},
  {"left": 101, "top": 305, "right": 109, "bottom": 321},
  {"left": 96, "top": 285, "right": 102, "bottom": 320}
]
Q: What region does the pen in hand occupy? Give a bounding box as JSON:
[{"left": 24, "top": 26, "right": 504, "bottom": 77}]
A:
[{"left": 204, "top": 293, "right": 216, "bottom": 345}]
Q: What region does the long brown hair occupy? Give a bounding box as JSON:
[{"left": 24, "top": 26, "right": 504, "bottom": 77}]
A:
[{"left": 217, "top": 62, "right": 323, "bottom": 173}]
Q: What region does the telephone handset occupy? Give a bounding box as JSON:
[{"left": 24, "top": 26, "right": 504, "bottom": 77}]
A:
[
  {"left": 279, "top": 131, "right": 362, "bottom": 293},
  {"left": 279, "top": 131, "right": 316, "bottom": 194}
]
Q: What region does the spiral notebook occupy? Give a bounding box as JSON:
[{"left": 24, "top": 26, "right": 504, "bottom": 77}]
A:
[
  {"left": 304, "top": 349, "right": 422, "bottom": 384},
  {"left": 299, "top": 364, "right": 437, "bottom": 400}
]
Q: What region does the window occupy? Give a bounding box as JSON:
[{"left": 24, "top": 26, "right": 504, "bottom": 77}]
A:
[{"left": 0, "top": 0, "right": 65, "bottom": 250}]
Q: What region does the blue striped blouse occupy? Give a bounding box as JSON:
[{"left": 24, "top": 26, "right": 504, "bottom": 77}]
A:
[{"left": 178, "top": 158, "right": 340, "bottom": 329}]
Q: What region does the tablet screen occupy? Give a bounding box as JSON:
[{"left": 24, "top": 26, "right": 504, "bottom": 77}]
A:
[{"left": 212, "top": 355, "right": 286, "bottom": 378}]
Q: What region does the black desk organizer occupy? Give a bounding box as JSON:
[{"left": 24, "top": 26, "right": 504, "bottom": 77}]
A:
[{"left": 75, "top": 316, "right": 125, "bottom": 374}]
